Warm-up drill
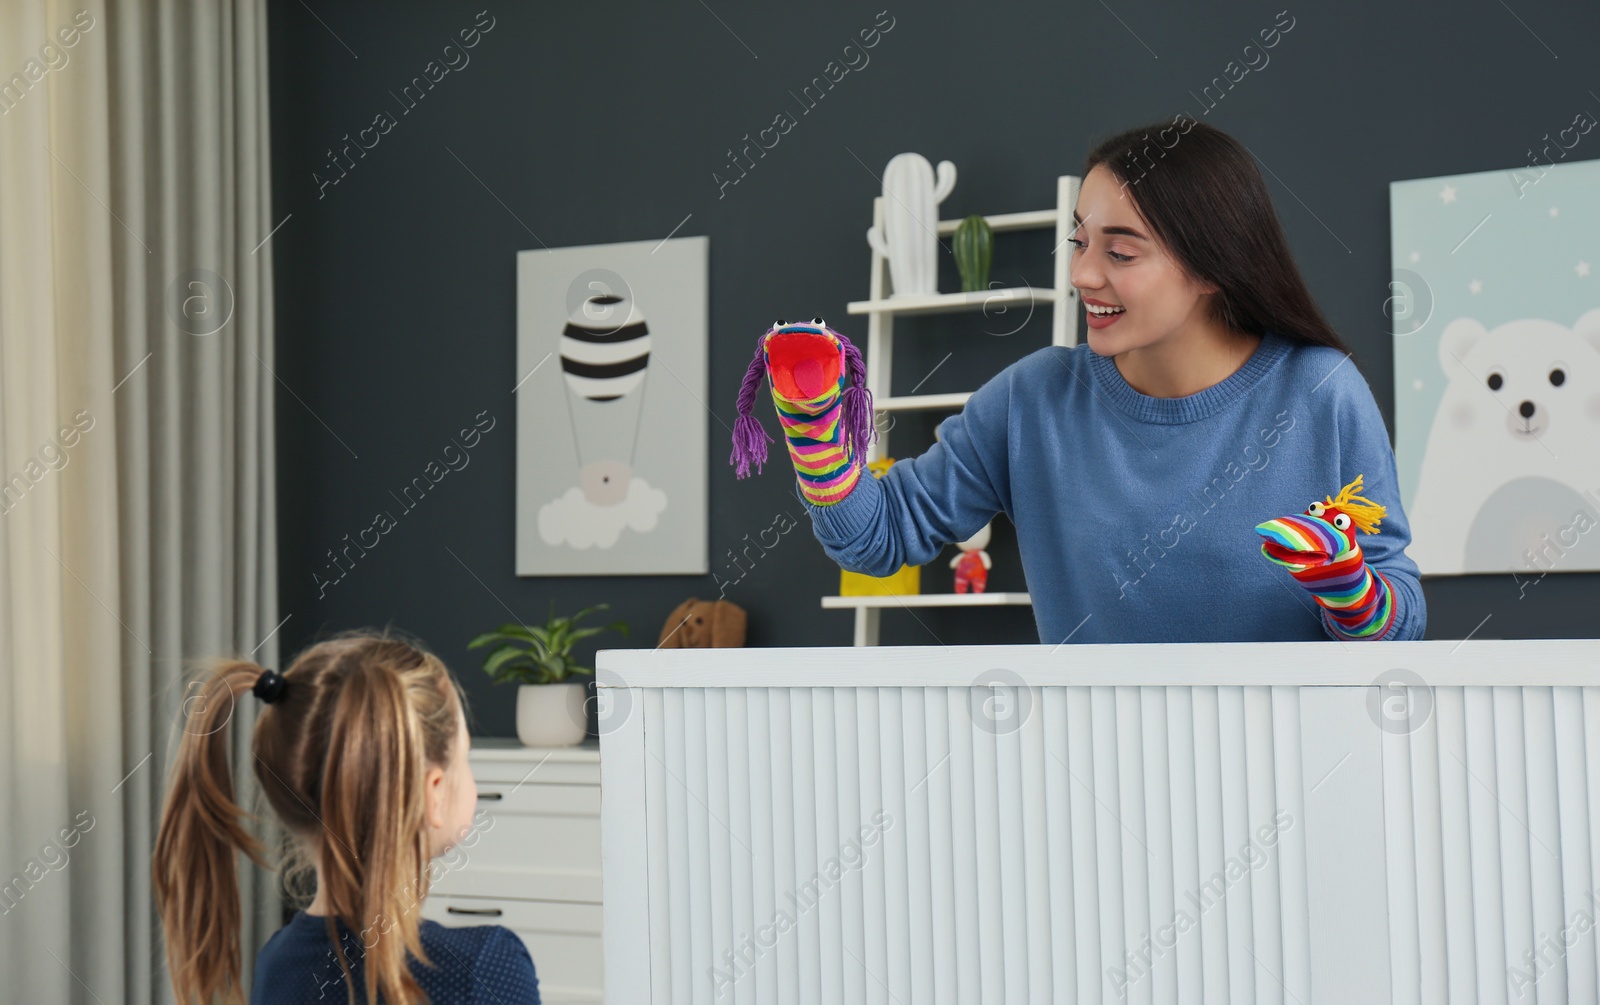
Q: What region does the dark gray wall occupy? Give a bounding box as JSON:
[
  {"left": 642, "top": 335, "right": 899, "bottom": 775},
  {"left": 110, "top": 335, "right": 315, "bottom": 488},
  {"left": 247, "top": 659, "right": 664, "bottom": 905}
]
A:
[{"left": 269, "top": 1, "right": 1600, "bottom": 737}]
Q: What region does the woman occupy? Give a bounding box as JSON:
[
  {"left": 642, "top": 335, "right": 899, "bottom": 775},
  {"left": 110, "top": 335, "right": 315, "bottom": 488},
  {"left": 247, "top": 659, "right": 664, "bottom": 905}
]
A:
[{"left": 733, "top": 119, "right": 1425, "bottom": 644}]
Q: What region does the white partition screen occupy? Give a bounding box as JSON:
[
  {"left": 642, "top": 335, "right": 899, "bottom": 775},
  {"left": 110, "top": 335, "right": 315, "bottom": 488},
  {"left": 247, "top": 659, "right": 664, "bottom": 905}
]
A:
[{"left": 597, "top": 640, "right": 1600, "bottom": 1004}]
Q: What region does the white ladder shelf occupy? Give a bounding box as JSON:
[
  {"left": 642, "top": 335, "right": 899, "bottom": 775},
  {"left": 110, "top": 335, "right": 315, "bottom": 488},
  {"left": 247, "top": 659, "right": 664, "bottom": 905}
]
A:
[{"left": 822, "top": 175, "right": 1083, "bottom": 646}]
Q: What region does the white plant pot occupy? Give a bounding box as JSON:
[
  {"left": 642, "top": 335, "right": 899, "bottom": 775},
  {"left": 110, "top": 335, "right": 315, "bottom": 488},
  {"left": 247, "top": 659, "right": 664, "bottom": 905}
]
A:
[{"left": 516, "top": 682, "right": 588, "bottom": 748}]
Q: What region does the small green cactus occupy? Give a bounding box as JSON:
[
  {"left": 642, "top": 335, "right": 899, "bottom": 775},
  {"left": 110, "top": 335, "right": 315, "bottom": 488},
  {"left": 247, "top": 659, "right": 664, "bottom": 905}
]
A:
[{"left": 954, "top": 214, "right": 994, "bottom": 293}]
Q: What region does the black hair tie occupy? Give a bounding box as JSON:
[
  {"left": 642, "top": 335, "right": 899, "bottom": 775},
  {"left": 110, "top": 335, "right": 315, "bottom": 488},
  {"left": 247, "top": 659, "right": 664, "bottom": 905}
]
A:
[{"left": 252, "top": 668, "right": 288, "bottom": 704}]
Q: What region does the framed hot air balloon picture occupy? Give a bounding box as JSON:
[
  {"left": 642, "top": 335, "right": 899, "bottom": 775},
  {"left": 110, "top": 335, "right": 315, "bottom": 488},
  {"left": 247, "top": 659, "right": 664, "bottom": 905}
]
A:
[{"left": 515, "top": 235, "right": 709, "bottom": 575}]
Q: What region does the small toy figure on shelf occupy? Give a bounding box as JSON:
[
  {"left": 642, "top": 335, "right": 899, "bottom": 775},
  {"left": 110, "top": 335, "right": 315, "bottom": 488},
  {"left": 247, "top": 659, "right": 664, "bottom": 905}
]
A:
[{"left": 950, "top": 523, "right": 992, "bottom": 594}]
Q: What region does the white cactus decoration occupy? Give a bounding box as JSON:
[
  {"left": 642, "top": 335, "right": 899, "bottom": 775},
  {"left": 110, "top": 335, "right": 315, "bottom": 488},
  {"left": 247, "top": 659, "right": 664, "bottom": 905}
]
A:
[{"left": 866, "top": 153, "right": 957, "bottom": 297}]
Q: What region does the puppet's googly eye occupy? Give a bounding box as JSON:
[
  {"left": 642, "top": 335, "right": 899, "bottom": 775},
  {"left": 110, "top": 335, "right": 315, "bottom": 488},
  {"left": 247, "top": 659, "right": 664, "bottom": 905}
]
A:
[
  {"left": 775, "top": 319, "right": 787, "bottom": 327},
  {"left": 812, "top": 317, "right": 825, "bottom": 326},
  {"left": 1307, "top": 501, "right": 1326, "bottom": 517},
  {"left": 1332, "top": 513, "right": 1352, "bottom": 531}
]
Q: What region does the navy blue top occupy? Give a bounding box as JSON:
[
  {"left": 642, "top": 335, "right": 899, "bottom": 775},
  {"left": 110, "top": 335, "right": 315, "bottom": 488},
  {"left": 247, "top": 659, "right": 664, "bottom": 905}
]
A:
[{"left": 251, "top": 910, "right": 540, "bottom": 1004}]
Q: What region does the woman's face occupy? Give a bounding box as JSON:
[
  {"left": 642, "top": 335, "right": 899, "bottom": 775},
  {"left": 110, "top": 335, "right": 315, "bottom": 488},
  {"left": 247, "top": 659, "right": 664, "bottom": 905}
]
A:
[
  {"left": 1067, "top": 163, "right": 1218, "bottom": 356},
  {"left": 425, "top": 702, "right": 478, "bottom": 858}
]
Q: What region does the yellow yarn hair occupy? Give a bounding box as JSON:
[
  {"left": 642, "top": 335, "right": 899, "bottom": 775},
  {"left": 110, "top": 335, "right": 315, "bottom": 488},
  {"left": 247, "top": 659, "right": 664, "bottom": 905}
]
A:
[{"left": 1324, "top": 473, "right": 1386, "bottom": 535}]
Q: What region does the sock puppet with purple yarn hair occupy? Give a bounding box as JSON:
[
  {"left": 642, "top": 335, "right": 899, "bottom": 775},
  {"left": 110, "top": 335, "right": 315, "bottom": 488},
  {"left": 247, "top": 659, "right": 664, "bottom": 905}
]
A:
[{"left": 729, "top": 318, "right": 876, "bottom": 506}]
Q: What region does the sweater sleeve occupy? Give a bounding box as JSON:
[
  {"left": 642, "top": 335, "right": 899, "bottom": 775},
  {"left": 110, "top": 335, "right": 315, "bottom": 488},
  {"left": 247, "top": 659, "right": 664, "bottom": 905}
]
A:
[
  {"left": 1319, "top": 364, "right": 1428, "bottom": 642},
  {"left": 798, "top": 363, "right": 1013, "bottom": 578}
]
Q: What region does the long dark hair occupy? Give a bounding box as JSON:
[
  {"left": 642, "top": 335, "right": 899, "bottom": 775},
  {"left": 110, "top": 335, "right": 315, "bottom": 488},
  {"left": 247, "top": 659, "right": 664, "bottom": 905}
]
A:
[{"left": 1084, "top": 119, "right": 1354, "bottom": 356}]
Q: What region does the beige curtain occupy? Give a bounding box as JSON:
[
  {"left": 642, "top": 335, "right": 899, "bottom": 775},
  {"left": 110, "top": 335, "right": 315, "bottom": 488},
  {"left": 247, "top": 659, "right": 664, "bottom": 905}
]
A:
[{"left": 0, "top": 1, "right": 279, "bottom": 1001}]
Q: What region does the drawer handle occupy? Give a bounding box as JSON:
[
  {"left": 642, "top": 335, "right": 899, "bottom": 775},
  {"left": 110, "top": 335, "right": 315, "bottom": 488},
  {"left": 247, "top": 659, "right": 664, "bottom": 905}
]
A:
[
  {"left": 446, "top": 906, "right": 504, "bottom": 917},
  {"left": 477, "top": 792, "right": 504, "bottom": 801}
]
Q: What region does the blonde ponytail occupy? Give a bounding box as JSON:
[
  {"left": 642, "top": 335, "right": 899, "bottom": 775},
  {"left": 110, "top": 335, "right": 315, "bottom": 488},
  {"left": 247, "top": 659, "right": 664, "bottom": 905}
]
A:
[
  {"left": 152, "top": 633, "right": 465, "bottom": 1005},
  {"left": 152, "top": 660, "right": 271, "bottom": 1004}
]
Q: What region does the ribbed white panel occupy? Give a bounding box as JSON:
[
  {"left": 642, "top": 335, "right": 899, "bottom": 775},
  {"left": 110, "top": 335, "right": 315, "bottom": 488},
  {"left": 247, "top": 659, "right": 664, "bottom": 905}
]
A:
[
  {"left": 1433, "top": 685, "right": 1479, "bottom": 1004},
  {"left": 766, "top": 687, "right": 797, "bottom": 1004},
  {"left": 997, "top": 687, "right": 1034, "bottom": 1004},
  {"left": 1412, "top": 681, "right": 1448, "bottom": 1002},
  {"left": 1091, "top": 684, "right": 1125, "bottom": 999},
  {"left": 1218, "top": 685, "right": 1256, "bottom": 1003},
  {"left": 745, "top": 688, "right": 776, "bottom": 1005},
  {"left": 605, "top": 641, "right": 1600, "bottom": 1005},
  {"left": 947, "top": 687, "right": 981, "bottom": 1004},
  {"left": 790, "top": 688, "right": 819, "bottom": 1005},
  {"left": 1065, "top": 686, "right": 1100, "bottom": 1003},
  {"left": 1383, "top": 685, "right": 1600, "bottom": 1003},
  {"left": 1244, "top": 684, "right": 1284, "bottom": 1005},
  {"left": 833, "top": 688, "right": 865, "bottom": 1005},
  {"left": 1383, "top": 693, "right": 1421, "bottom": 1005},
  {"left": 1022, "top": 686, "right": 1054, "bottom": 1002},
  {"left": 1466, "top": 685, "right": 1508, "bottom": 1004},
  {"left": 812, "top": 688, "right": 843, "bottom": 1005},
  {"left": 1143, "top": 687, "right": 1176, "bottom": 1005},
  {"left": 725, "top": 688, "right": 754, "bottom": 1005},
  {"left": 644, "top": 687, "right": 674, "bottom": 1002},
  {"left": 1271, "top": 685, "right": 1312, "bottom": 1005},
  {"left": 923, "top": 689, "right": 959, "bottom": 1005},
  {"left": 972, "top": 687, "right": 1005, "bottom": 1002},
  {"left": 706, "top": 689, "right": 734, "bottom": 1005},
  {"left": 1584, "top": 689, "right": 1600, "bottom": 999},
  {"left": 1166, "top": 687, "right": 1203, "bottom": 1005},
  {"left": 1116, "top": 685, "right": 1151, "bottom": 1005},
  {"left": 902, "top": 689, "right": 935, "bottom": 1005},
  {"left": 1496, "top": 688, "right": 1537, "bottom": 993},
  {"left": 662, "top": 687, "right": 692, "bottom": 1002},
  {"left": 636, "top": 683, "right": 1332, "bottom": 1003},
  {"left": 685, "top": 688, "right": 714, "bottom": 1003},
  {"left": 1524, "top": 688, "right": 1564, "bottom": 1005},
  {"left": 1553, "top": 688, "right": 1595, "bottom": 1003},
  {"left": 1043, "top": 688, "right": 1078, "bottom": 1002},
  {"left": 1191, "top": 686, "right": 1230, "bottom": 1004}
]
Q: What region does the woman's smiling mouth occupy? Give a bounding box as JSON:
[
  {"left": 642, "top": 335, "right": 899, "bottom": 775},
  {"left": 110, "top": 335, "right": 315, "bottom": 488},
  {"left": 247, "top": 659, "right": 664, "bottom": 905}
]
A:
[{"left": 1084, "top": 297, "right": 1125, "bottom": 329}]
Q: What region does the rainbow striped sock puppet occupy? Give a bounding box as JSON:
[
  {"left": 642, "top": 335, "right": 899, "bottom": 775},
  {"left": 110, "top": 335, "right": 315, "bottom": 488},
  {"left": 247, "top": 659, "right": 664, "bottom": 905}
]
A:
[
  {"left": 1255, "top": 474, "right": 1398, "bottom": 640},
  {"left": 729, "top": 319, "right": 876, "bottom": 506}
]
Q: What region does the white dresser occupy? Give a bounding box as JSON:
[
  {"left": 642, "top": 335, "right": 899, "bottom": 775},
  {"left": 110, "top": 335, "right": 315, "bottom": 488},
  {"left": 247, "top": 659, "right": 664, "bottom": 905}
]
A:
[{"left": 423, "top": 738, "right": 604, "bottom": 1004}]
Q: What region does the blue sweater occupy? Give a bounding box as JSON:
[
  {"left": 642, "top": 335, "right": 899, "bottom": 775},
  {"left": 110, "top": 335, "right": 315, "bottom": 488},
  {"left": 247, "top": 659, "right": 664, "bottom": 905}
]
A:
[
  {"left": 799, "top": 330, "right": 1427, "bottom": 645},
  {"left": 252, "top": 910, "right": 541, "bottom": 1004}
]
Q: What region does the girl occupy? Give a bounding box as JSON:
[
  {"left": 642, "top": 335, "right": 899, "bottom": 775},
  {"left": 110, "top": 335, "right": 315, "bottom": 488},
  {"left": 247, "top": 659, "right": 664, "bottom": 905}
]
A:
[
  {"left": 152, "top": 631, "right": 541, "bottom": 1004},
  {"left": 737, "top": 120, "right": 1426, "bottom": 644}
]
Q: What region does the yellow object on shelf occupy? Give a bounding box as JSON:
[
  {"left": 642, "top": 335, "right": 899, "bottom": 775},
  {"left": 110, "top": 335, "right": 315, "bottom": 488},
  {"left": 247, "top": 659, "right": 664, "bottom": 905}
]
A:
[
  {"left": 837, "top": 457, "right": 922, "bottom": 596},
  {"left": 840, "top": 564, "right": 921, "bottom": 597}
]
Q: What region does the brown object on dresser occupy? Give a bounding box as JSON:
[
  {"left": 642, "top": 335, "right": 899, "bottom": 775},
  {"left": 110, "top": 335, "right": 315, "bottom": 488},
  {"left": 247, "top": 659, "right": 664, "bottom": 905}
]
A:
[{"left": 657, "top": 597, "right": 747, "bottom": 648}]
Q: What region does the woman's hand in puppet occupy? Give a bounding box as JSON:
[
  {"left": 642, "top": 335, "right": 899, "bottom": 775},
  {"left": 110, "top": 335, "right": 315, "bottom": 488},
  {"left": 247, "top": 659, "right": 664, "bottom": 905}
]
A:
[
  {"left": 729, "top": 319, "right": 876, "bottom": 506},
  {"left": 1255, "top": 474, "right": 1397, "bottom": 640}
]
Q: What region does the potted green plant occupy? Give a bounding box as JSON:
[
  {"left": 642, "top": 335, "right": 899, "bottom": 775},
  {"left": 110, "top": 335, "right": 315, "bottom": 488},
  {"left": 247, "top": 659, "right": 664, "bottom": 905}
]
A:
[
  {"left": 468, "top": 601, "right": 629, "bottom": 747},
  {"left": 953, "top": 214, "right": 994, "bottom": 293}
]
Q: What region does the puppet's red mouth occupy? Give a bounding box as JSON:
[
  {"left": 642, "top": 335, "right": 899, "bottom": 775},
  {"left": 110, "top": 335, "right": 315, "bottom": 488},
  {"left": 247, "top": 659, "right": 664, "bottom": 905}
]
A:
[
  {"left": 767, "top": 331, "right": 840, "bottom": 399},
  {"left": 1263, "top": 540, "right": 1327, "bottom": 564}
]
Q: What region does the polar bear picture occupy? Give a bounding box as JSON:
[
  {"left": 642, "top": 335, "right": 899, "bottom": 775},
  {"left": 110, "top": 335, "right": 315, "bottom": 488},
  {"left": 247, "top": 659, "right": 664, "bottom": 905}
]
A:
[{"left": 1407, "top": 308, "right": 1600, "bottom": 575}]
